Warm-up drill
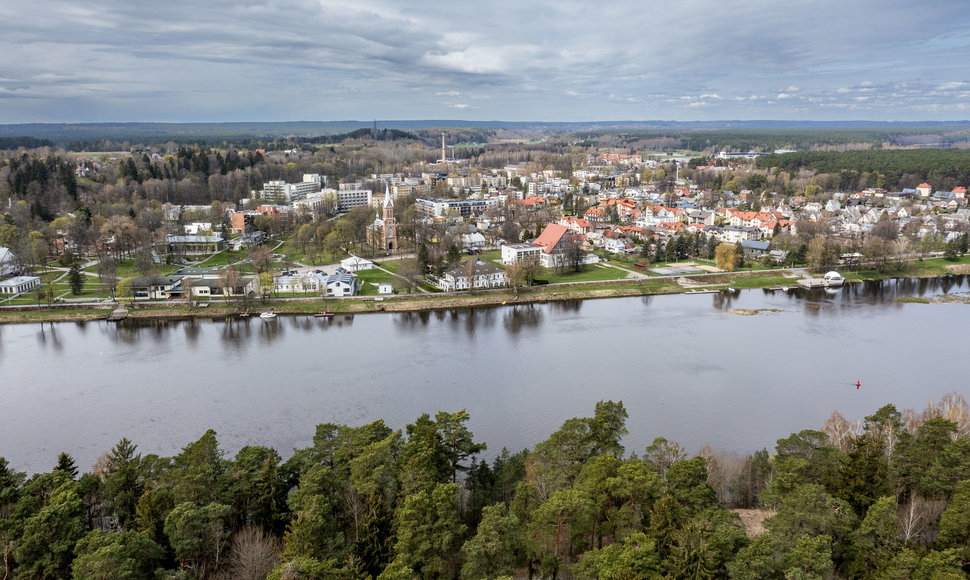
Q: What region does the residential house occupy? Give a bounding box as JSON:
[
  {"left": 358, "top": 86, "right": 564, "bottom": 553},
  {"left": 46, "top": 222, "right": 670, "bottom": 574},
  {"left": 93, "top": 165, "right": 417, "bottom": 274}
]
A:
[
  {"left": 326, "top": 272, "right": 360, "bottom": 297},
  {"left": 532, "top": 224, "right": 572, "bottom": 268},
  {"left": 0, "top": 246, "right": 18, "bottom": 277}
]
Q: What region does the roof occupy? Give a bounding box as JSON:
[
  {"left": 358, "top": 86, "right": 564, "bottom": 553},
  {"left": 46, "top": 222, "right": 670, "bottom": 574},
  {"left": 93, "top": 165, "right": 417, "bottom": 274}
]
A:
[
  {"left": 0, "top": 275, "right": 39, "bottom": 287},
  {"left": 532, "top": 224, "right": 569, "bottom": 254},
  {"left": 445, "top": 258, "right": 505, "bottom": 278}
]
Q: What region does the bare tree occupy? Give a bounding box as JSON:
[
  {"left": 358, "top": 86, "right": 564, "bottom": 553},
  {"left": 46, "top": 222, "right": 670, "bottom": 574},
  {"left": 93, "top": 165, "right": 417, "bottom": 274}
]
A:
[
  {"left": 212, "top": 526, "right": 281, "bottom": 580},
  {"left": 823, "top": 411, "right": 861, "bottom": 453},
  {"left": 248, "top": 246, "right": 273, "bottom": 274},
  {"left": 506, "top": 261, "right": 525, "bottom": 298}
]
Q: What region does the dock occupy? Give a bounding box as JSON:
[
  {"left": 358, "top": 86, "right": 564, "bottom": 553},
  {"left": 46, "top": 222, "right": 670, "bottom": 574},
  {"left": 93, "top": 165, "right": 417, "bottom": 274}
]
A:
[{"left": 106, "top": 308, "right": 129, "bottom": 321}]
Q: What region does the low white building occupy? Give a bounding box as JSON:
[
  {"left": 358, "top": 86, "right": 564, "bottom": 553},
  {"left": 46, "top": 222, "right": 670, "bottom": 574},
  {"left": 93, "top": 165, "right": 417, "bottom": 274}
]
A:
[
  {"left": 0, "top": 275, "right": 40, "bottom": 295},
  {"left": 326, "top": 272, "right": 359, "bottom": 297},
  {"left": 341, "top": 257, "right": 374, "bottom": 272},
  {"left": 377, "top": 282, "right": 394, "bottom": 295}
]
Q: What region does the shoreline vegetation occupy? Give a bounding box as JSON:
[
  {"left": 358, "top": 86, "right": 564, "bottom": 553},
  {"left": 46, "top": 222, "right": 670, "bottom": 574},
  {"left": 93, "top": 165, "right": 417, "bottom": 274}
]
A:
[
  {"left": 2, "top": 259, "right": 968, "bottom": 325},
  {"left": 1, "top": 397, "right": 969, "bottom": 579}
]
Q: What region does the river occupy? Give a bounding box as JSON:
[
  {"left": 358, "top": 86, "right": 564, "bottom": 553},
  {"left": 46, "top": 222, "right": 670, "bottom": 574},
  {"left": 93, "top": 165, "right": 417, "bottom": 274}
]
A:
[{"left": 1, "top": 276, "right": 967, "bottom": 474}]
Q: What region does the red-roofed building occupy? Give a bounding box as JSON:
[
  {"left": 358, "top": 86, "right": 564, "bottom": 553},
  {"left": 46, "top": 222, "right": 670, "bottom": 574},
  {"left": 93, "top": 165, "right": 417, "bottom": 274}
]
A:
[
  {"left": 559, "top": 216, "right": 591, "bottom": 234},
  {"left": 532, "top": 224, "right": 573, "bottom": 268},
  {"left": 917, "top": 183, "right": 933, "bottom": 197},
  {"left": 953, "top": 186, "right": 967, "bottom": 199}
]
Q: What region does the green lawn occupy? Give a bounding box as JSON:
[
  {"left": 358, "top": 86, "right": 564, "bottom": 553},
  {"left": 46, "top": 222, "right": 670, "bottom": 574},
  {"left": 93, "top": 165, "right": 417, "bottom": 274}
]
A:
[
  {"left": 374, "top": 260, "right": 401, "bottom": 274},
  {"left": 535, "top": 264, "right": 630, "bottom": 285}
]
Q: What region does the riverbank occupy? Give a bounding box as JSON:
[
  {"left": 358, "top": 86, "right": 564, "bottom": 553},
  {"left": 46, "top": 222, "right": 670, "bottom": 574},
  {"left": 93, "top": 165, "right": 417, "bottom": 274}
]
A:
[{"left": 2, "top": 259, "right": 967, "bottom": 324}]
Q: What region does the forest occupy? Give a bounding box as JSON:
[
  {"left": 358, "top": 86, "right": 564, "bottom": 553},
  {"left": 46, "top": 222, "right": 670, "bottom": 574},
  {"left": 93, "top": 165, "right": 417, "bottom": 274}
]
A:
[
  {"left": 755, "top": 149, "right": 970, "bottom": 192},
  {"left": 1, "top": 396, "right": 969, "bottom": 579}
]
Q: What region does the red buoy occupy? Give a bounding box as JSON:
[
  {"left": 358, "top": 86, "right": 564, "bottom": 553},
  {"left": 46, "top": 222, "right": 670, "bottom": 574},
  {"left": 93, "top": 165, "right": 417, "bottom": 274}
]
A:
[{"left": 856, "top": 380, "right": 861, "bottom": 389}]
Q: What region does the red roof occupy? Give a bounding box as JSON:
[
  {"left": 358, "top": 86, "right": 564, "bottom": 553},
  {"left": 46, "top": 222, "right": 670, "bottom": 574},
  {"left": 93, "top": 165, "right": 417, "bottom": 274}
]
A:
[
  {"left": 532, "top": 224, "right": 569, "bottom": 254},
  {"left": 918, "top": 183, "right": 932, "bottom": 189},
  {"left": 953, "top": 187, "right": 967, "bottom": 194}
]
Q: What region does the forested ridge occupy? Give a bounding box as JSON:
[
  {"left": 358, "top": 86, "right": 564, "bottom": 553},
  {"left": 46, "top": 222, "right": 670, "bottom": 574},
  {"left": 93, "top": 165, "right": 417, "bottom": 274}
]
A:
[{"left": 1, "top": 397, "right": 969, "bottom": 579}]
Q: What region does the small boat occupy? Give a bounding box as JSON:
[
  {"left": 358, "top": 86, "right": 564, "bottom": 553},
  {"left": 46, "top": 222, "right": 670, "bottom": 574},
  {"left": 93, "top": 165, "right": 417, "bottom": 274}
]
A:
[
  {"left": 259, "top": 310, "right": 277, "bottom": 320},
  {"left": 727, "top": 287, "right": 737, "bottom": 293}
]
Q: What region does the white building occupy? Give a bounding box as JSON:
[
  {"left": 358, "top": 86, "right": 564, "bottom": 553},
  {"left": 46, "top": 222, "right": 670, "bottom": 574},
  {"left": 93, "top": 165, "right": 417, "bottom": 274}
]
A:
[
  {"left": 336, "top": 189, "right": 374, "bottom": 212},
  {"left": 326, "top": 272, "right": 359, "bottom": 297},
  {"left": 0, "top": 246, "right": 18, "bottom": 277},
  {"left": 0, "top": 275, "right": 40, "bottom": 295},
  {"left": 501, "top": 243, "right": 542, "bottom": 265},
  {"left": 260, "top": 179, "right": 321, "bottom": 203},
  {"left": 341, "top": 257, "right": 374, "bottom": 272},
  {"left": 436, "top": 259, "right": 507, "bottom": 291}
]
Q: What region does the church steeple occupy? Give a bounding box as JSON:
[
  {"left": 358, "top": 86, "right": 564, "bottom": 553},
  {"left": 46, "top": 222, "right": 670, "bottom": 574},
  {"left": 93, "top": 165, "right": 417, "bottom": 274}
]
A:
[{"left": 383, "top": 183, "right": 394, "bottom": 209}]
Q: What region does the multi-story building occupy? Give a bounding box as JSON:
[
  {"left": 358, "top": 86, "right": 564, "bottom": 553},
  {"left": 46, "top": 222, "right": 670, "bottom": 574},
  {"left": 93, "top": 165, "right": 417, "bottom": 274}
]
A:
[
  {"left": 415, "top": 198, "right": 495, "bottom": 218},
  {"left": 260, "top": 178, "right": 321, "bottom": 203}
]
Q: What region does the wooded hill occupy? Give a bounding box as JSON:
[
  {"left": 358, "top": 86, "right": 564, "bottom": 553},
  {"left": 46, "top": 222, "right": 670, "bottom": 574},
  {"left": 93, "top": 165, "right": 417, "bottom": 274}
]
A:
[{"left": 1, "top": 397, "right": 969, "bottom": 579}]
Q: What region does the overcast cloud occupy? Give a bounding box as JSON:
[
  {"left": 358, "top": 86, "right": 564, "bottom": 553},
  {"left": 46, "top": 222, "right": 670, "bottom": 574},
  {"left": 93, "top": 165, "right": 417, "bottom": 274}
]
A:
[{"left": 2, "top": 0, "right": 968, "bottom": 122}]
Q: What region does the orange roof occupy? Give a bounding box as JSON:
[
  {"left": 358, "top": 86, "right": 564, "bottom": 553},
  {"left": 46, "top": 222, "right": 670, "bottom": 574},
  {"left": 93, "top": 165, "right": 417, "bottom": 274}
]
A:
[
  {"left": 953, "top": 187, "right": 967, "bottom": 194},
  {"left": 532, "top": 224, "right": 569, "bottom": 254},
  {"left": 918, "top": 183, "right": 932, "bottom": 188}
]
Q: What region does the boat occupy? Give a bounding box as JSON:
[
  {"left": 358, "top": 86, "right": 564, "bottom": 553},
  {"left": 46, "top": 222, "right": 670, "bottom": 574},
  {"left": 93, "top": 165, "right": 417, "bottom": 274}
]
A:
[
  {"left": 822, "top": 271, "right": 844, "bottom": 287},
  {"left": 259, "top": 310, "right": 277, "bottom": 320}
]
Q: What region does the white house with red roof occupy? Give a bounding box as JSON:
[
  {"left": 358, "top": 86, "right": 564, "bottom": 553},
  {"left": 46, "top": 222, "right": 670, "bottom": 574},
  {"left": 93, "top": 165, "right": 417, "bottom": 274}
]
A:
[
  {"left": 953, "top": 186, "right": 967, "bottom": 199},
  {"left": 917, "top": 183, "right": 933, "bottom": 197},
  {"left": 559, "top": 216, "right": 591, "bottom": 234},
  {"left": 531, "top": 223, "right": 574, "bottom": 268}
]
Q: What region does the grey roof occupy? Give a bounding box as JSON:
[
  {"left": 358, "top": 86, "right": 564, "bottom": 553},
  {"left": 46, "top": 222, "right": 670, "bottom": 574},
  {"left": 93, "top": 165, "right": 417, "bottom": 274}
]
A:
[{"left": 741, "top": 240, "right": 771, "bottom": 251}]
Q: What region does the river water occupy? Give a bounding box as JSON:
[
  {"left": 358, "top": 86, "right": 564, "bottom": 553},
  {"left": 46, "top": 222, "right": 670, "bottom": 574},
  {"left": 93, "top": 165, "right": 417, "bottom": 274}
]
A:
[{"left": 1, "top": 276, "right": 968, "bottom": 474}]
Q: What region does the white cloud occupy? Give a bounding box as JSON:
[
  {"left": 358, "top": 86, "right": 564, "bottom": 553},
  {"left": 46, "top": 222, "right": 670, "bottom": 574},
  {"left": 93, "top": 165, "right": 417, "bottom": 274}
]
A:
[{"left": 436, "top": 90, "right": 461, "bottom": 97}]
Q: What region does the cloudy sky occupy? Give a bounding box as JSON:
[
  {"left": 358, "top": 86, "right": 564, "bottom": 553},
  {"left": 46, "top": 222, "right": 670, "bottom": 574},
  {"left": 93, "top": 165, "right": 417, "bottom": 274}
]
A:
[{"left": 2, "top": 0, "right": 969, "bottom": 123}]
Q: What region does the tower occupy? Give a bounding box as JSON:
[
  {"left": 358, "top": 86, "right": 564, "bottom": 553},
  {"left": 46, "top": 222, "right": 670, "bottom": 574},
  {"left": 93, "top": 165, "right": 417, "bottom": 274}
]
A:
[
  {"left": 441, "top": 132, "right": 446, "bottom": 164},
  {"left": 369, "top": 183, "right": 398, "bottom": 252},
  {"left": 382, "top": 184, "right": 397, "bottom": 251}
]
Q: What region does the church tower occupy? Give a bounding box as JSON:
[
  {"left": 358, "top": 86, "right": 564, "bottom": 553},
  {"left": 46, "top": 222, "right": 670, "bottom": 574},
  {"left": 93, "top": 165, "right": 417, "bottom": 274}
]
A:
[{"left": 381, "top": 184, "right": 398, "bottom": 251}]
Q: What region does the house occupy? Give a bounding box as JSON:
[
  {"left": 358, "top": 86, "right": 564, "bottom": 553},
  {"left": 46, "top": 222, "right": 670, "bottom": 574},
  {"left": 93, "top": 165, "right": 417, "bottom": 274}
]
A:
[
  {"left": 0, "top": 246, "right": 18, "bottom": 277},
  {"left": 436, "top": 258, "right": 508, "bottom": 291},
  {"left": 532, "top": 224, "right": 572, "bottom": 268},
  {"left": 741, "top": 240, "right": 771, "bottom": 257},
  {"left": 341, "top": 257, "right": 374, "bottom": 272},
  {"left": 917, "top": 183, "right": 933, "bottom": 197},
  {"left": 461, "top": 232, "right": 487, "bottom": 252},
  {"left": 130, "top": 275, "right": 183, "bottom": 300},
  {"left": 0, "top": 275, "right": 40, "bottom": 295},
  {"left": 377, "top": 282, "right": 394, "bottom": 295},
  {"left": 326, "top": 272, "right": 360, "bottom": 297}
]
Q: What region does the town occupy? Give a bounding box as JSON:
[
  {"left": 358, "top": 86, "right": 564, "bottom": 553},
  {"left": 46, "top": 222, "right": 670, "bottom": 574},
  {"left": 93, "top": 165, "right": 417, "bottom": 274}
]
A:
[{"left": 2, "top": 128, "right": 970, "bottom": 319}]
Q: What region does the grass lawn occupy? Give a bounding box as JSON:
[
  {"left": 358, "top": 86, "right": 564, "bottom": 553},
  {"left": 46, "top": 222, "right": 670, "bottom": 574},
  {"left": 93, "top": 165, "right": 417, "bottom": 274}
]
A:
[
  {"left": 374, "top": 260, "right": 401, "bottom": 274},
  {"left": 535, "top": 264, "right": 630, "bottom": 285},
  {"left": 192, "top": 250, "right": 246, "bottom": 268},
  {"left": 82, "top": 260, "right": 180, "bottom": 279},
  {"left": 355, "top": 269, "right": 402, "bottom": 296}
]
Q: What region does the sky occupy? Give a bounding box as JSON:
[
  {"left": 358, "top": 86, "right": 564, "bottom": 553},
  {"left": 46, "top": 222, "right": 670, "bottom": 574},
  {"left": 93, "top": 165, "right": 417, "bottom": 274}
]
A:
[{"left": 2, "top": 0, "right": 969, "bottom": 123}]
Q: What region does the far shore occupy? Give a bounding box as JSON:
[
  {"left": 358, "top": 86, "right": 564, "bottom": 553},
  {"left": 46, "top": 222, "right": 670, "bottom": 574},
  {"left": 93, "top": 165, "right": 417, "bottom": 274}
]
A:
[{"left": 3, "top": 262, "right": 967, "bottom": 325}]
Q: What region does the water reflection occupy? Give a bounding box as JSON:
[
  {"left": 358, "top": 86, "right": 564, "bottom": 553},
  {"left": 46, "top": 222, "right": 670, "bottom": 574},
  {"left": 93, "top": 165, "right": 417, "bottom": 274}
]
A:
[
  {"left": 549, "top": 300, "right": 583, "bottom": 313},
  {"left": 36, "top": 322, "right": 63, "bottom": 352},
  {"left": 503, "top": 304, "right": 542, "bottom": 336}
]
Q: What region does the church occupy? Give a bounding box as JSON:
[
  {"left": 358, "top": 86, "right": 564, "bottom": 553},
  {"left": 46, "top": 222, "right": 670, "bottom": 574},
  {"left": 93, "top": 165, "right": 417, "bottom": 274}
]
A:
[{"left": 368, "top": 184, "right": 399, "bottom": 252}]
